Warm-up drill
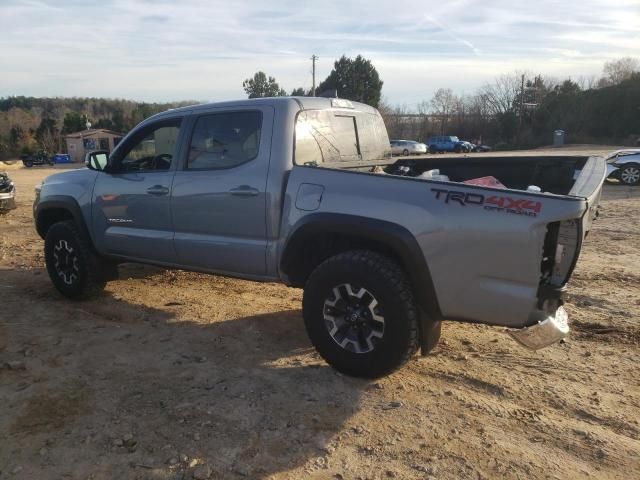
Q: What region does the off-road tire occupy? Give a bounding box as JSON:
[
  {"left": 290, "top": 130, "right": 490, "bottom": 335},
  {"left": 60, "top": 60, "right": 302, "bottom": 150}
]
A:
[
  {"left": 45, "top": 220, "right": 107, "bottom": 299},
  {"left": 303, "top": 250, "right": 419, "bottom": 378}
]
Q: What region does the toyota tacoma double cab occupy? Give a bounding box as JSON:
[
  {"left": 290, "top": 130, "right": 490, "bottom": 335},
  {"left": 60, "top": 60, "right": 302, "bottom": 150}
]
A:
[{"left": 33, "top": 97, "right": 606, "bottom": 377}]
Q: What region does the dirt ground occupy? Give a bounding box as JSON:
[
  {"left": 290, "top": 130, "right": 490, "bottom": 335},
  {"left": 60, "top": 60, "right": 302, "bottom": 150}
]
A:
[{"left": 1, "top": 149, "right": 639, "bottom": 480}]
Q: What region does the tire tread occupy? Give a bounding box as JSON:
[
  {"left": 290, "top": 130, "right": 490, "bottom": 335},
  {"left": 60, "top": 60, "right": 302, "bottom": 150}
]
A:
[
  {"left": 45, "top": 220, "right": 107, "bottom": 299},
  {"left": 303, "top": 250, "right": 419, "bottom": 377}
]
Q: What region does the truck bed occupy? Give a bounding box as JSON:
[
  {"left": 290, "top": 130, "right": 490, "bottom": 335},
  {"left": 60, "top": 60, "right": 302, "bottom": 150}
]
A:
[
  {"left": 283, "top": 154, "right": 606, "bottom": 329},
  {"left": 384, "top": 155, "right": 588, "bottom": 195}
]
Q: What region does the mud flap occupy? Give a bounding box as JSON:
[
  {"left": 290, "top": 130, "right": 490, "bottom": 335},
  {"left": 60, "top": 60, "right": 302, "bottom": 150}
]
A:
[
  {"left": 419, "top": 310, "right": 441, "bottom": 355},
  {"left": 101, "top": 261, "right": 120, "bottom": 281}
]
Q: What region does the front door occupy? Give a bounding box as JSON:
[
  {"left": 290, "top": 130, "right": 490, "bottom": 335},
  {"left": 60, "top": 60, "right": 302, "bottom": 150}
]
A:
[
  {"left": 92, "top": 117, "right": 185, "bottom": 263},
  {"left": 170, "top": 107, "right": 273, "bottom": 277}
]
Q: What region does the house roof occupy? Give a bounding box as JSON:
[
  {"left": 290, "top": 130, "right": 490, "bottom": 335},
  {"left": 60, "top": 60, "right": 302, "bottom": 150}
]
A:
[{"left": 65, "top": 128, "right": 124, "bottom": 139}]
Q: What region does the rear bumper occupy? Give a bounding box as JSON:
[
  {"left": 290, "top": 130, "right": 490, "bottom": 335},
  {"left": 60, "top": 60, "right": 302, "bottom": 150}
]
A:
[
  {"left": 508, "top": 285, "right": 569, "bottom": 349},
  {"left": 507, "top": 305, "right": 569, "bottom": 349}
]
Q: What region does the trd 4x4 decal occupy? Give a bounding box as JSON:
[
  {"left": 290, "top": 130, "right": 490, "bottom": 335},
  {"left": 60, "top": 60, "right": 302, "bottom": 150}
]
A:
[{"left": 431, "top": 188, "right": 542, "bottom": 217}]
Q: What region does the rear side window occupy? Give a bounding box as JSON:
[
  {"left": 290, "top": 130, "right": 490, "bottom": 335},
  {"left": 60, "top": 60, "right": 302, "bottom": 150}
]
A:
[
  {"left": 187, "top": 111, "right": 262, "bottom": 170},
  {"left": 295, "top": 109, "right": 390, "bottom": 165}
]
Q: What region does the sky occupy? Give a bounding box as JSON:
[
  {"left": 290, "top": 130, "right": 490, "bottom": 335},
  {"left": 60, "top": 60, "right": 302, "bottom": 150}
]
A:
[{"left": 1, "top": 0, "right": 639, "bottom": 108}]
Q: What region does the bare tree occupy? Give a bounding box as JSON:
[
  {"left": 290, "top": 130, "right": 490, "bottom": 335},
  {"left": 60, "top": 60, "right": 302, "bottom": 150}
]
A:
[
  {"left": 599, "top": 57, "right": 640, "bottom": 87},
  {"left": 39, "top": 129, "right": 58, "bottom": 153},
  {"left": 478, "top": 72, "right": 524, "bottom": 115},
  {"left": 415, "top": 101, "right": 431, "bottom": 141},
  {"left": 430, "top": 88, "right": 457, "bottom": 133},
  {"left": 576, "top": 75, "right": 597, "bottom": 90}
]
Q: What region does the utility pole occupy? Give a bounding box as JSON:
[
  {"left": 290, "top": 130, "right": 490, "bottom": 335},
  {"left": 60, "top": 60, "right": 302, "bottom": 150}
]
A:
[
  {"left": 311, "top": 54, "right": 318, "bottom": 97},
  {"left": 517, "top": 73, "right": 525, "bottom": 144}
]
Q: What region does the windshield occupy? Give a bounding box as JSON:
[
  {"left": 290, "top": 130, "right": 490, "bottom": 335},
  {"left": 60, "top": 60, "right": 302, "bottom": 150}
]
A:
[{"left": 295, "top": 109, "right": 391, "bottom": 165}]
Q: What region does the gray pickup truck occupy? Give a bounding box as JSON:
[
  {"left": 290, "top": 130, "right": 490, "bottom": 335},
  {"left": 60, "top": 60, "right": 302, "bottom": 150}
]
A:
[{"left": 33, "top": 97, "right": 606, "bottom": 377}]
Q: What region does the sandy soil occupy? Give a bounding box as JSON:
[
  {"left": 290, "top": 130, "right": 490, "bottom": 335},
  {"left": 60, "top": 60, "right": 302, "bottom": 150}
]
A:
[{"left": 1, "top": 151, "right": 639, "bottom": 479}]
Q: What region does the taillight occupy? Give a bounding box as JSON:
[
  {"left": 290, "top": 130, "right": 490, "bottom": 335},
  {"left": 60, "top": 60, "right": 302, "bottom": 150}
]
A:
[{"left": 540, "top": 219, "right": 583, "bottom": 288}]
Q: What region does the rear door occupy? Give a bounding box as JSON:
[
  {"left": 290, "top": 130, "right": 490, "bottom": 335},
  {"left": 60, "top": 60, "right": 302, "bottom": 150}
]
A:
[{"left": 170, "top": 106, "right": 274, "bottom": 276}]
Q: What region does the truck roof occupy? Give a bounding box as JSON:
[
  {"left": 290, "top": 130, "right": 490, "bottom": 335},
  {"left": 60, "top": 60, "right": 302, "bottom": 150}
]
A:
[{"left": 150, "top": 96, "right": 379, "bottom": 120}]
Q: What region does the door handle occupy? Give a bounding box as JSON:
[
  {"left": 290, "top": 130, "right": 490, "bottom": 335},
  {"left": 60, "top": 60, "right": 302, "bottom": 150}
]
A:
[
  {"left": 229, "top": 186, "right": 259, "bottom": 197},
  {"left": 146, "top": 185, "right": 169, "bottom": 196}
]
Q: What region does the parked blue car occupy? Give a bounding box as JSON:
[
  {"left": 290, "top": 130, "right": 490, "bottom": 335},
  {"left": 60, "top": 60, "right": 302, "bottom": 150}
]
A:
[{"left": 426, "top": 135, "right": 471, "bottom": 153}]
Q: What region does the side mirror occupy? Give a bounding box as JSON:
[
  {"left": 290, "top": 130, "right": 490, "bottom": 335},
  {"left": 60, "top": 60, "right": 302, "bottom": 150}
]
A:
[{"left": 85, "top": 150, "right": 109, "bottom": 172}]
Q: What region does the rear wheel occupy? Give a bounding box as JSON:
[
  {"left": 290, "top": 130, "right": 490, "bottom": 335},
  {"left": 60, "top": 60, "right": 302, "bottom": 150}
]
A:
[
  {"left": 402, "top": 149, "right": 409, "bottom": 156},
  {"left": 620, "top": 165, "right": 640, "bottom": 185},
  {"left": 303, "top": 250, "right": 419, "bottom": 378},
  {"left": 428, "top": 146, "right": 436, "bottom": 154},
  {"left": 454, "top": 145, "right": 462, "bottom": 153},
  {"left": 45, "top": 220, "right": 108, "bottom": 299}
]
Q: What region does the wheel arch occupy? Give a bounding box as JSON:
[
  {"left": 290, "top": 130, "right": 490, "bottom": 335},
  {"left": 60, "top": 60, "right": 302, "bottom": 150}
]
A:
[
  {"left": 280, "top": 213, "right": 442, "bottom": 320},
  {"left": 35, "top": 196, "right": 90, "bottom": 241}
]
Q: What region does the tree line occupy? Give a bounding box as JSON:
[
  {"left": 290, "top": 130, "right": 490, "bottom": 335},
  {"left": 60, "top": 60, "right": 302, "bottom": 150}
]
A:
[
  {"left": 1, "top": 56, "right": 638, "bottom": 160},
  {"left": 0, "top": 97, "right": 194, "bottom": 159},
  {"left": 244, "top": 56, "right": 640, "bottom": 148},
  {"left": 243, "top": 55, "right": 383, "bottom": 107},
  {"left": 380, "top": 57, "right": 640, "bottom": 148}
]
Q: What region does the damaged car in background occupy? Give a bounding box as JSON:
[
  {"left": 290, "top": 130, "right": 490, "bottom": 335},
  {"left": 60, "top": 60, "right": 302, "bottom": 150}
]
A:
[
  {"left": 605, "top": 149, "right": 640, "bottom": 185},
  {"left": 0, "top": 170, "right": 16, "bottom": 213}
]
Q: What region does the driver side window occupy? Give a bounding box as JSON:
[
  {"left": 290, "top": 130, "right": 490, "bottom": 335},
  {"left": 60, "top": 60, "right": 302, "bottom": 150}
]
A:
[{"left": 118, "top": 119, "right": 182, "bottom": 173}]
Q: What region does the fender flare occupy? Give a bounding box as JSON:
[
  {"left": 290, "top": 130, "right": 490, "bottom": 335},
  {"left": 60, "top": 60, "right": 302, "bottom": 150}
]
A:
[
  {"left": 34, "top": 195, "right": 91, "bottom": 241},
  {"left": 281, "top": 213, "right": 442, "bottom": 321}
]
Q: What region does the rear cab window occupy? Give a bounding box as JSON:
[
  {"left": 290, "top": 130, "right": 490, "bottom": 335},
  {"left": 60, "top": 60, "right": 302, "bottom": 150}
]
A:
[{"left": 294, "top": 108, "right": 390, "bottom": 166}]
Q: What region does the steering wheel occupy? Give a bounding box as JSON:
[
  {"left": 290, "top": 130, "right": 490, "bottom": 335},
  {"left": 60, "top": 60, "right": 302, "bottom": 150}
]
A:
[{"left": 151, "top": 153, "right": 172, "bottom": 170}]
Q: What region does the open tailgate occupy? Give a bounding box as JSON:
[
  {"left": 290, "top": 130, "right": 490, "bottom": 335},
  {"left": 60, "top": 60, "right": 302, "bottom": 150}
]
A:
[{"left": 569, "top": 155, "right": 607, "bottom": 236}]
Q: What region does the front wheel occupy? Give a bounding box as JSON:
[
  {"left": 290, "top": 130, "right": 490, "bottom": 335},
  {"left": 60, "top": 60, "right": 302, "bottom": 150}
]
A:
[
  {"left": 402, "top": 149, "right": 409, "bottom": 156},
  {"left": 45, "top": 220, "right": 108, "bottom": 299},
  {"left": 620, "top": 165, "right": 640, "bottom": 185},
  {"left": 303, "top": 250, "right": 419, "bottom": 378}
]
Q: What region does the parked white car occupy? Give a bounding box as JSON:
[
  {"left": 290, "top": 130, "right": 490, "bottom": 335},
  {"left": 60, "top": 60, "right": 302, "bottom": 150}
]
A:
[
  {"left": 605, "top": 149, "right": 640, "bottom": 185},
  {"left": 390, "top": 140, "right": 427, "bottom": 156}
]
